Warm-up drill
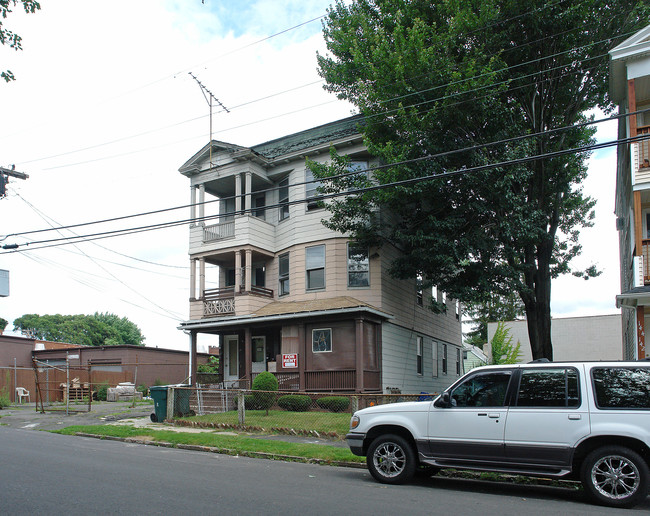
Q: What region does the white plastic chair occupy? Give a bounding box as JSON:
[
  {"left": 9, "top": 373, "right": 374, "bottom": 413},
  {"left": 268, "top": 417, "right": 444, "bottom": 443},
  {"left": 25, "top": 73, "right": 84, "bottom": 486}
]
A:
[{"left": 16, "top": 387, "right": 30, "bottom": 404}]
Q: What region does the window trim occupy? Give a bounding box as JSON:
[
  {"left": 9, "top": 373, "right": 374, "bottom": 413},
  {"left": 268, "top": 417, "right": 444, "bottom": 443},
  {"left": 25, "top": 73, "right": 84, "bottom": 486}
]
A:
[
  {"left": 278, "top": 252, "right": 289, "bottom": 296},
  {"left": 347, "top": 243, "right": 369, "bottom": 288},
  {"left": 305, "top": 244, "right": 326, "bottom": 291},
  {"left": 278, "top": 178, "right": 289, "bottom": 221},
  {"left": 431, "top": 341, "right": 438, "bottom": 378},
  {"left": 312, "top": 328, "right": 332, "bottom": 353},
  {"left": 416, "top": 336, "right": 423, "bottom": 376}
]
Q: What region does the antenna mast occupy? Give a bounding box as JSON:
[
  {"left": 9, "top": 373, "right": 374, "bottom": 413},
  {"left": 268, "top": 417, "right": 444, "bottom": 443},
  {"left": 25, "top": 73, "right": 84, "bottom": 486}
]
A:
[{"left": 188, "top": 73, "right": 229, "bottom": 170}]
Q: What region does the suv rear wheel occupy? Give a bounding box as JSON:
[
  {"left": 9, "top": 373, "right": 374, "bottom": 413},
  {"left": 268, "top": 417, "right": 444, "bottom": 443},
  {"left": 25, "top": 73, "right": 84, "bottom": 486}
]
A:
[
  {"left": 366, "top": 434, "right": 416, "bottom": 484},
  {"left": 580, "top": 445, "right": 649, "bottom": 509}
]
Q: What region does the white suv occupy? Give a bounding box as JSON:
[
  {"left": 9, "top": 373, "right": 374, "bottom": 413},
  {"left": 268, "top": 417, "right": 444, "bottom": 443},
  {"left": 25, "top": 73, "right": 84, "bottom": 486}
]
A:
[{"left": 346, "top": 361, "right": 650, "bottom": 508}]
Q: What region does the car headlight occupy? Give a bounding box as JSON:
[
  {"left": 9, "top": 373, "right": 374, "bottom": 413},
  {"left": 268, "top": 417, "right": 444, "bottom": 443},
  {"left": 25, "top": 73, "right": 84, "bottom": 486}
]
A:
[{"left": 350, "top": 415, "right": 360, "bottom": 429}]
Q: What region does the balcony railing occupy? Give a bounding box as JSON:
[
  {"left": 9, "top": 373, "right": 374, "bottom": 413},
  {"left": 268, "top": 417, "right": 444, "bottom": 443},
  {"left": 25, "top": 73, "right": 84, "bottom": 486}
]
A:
[
  {"left": 203, "top": 221, "right": 235, "bottom": 242},
  {"left": 201, "top": 285, "right": 274, "bottom": 316}
]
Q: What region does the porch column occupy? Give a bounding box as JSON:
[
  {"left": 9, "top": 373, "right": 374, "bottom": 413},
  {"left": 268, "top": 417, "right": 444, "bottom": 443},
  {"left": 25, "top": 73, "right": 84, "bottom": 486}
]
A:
[
  {"left": 244, "top": 249, "right": 252, "bottom": 293},
  {"left": 235, "top": 173, "right": 242, "bottom": 216},
  {"left": 298, "top": 323, "right": 306, "bottom": 391},
  {"left": 199, "top": 257, "right": 205, "bottom": 297},
  {"left": 637, "top": 306, "right": 646, "bottom": 359},
  {"left": 189, "top": 330, "right": 198, "bottom": 386},
  {"left": 629, "top": 79, "right": 637, "bottom": 138},
  {"left": 189, "top": 258, "right": 196, "bottom": 300},
  {"left": 355, "top": 318, "right": 364, "bottom": 393},
  {"left": 244, "top": 327, "right": 252, "bottom": 385},
  {"left": 234, "top": 251, "right": 242, "bottom": 294},
  {"left": 198, "top": 184, "right": 205, "bottom": 224},
  {"left": 245, "top": 171, "right": 252, "bottom": 214},
  {"left": 190, "top": 186, "right": 197, "bottom": 226}
]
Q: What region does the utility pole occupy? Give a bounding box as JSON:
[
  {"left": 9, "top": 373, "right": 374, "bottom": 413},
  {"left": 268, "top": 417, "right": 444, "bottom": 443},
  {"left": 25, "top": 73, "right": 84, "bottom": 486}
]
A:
[
  {"left": 0, "top": 165, "right": 29, "bottom": 199},
  {"left": 188, "top": 73, "right": 229, "bottom": 170}
]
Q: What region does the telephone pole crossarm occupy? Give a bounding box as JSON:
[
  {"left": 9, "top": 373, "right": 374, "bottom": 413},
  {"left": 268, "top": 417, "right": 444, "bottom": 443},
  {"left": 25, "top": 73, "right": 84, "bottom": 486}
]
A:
[{"left": 0, "top": 166, "right": 29, "bottom": 180}]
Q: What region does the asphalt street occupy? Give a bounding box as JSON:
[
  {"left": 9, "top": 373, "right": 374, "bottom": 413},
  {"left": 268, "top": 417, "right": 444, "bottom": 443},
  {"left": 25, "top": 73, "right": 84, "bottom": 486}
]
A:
[{"left": 2, "top": 424, "right": 649, "bottom": 515}]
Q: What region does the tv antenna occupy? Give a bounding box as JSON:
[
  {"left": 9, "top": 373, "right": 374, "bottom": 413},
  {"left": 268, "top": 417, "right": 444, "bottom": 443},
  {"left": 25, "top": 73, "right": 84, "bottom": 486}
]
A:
[{"left": 188, "top": 72, "right": 229, "bottom": 169}]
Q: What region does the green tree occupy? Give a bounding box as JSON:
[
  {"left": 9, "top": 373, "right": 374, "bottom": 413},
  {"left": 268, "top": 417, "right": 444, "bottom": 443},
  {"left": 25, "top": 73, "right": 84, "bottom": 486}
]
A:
[
  {"left": 489, "top": 322, "right": 522, "bottom": 365},
  {"left": 1, "top": 0, "right": 41, "bottom": 82},
  {"left": 12, "top": 313, "right": 145, "bottom": 346},
  {"left": 464, "top": 293, "right": 525, "bottom": 349},
  {"left": 251, "top": 371, "right": 278, "bottom": 416},
  {"left": 0, "top": 316, "right": 7, "bottom": 333},
  {"left": 312, "top": 0, "right": 650, "bottom": 360}
]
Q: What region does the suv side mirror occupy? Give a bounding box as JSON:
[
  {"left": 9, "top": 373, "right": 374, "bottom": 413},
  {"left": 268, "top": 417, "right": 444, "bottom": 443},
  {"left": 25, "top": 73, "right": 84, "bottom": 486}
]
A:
[{"left": 435, "top": 391, "right": 452, "bottom": 408}]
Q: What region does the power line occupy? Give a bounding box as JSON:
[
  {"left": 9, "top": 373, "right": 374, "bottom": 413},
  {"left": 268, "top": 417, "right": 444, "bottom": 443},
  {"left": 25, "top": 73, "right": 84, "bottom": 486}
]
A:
[
  {"left": 3, "top": 128, "right": 646, "bottom": 255},
  {"left": 3, "top": 108, "right": 645, "bottom": 245}
]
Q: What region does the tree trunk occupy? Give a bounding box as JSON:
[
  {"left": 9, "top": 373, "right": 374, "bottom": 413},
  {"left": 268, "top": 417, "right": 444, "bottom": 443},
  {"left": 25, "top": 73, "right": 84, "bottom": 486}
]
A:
[{"left": 522, "top": 243, "right": 554, "bottom": 361}]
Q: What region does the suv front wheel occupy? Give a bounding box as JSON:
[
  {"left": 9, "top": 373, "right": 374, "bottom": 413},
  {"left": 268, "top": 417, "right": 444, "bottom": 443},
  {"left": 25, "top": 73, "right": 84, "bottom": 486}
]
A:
[
  {"left": 580, "top": 445, "right": 650, "bottom": 509},
  {"left": 366, "top": 434, "right": 416, "bottom": 484}
]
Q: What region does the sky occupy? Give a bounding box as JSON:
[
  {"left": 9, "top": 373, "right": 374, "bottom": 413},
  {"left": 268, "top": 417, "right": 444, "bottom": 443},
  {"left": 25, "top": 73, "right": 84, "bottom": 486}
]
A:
[{"left": 0, "top": 1, "right": 621, "bottom": 352}]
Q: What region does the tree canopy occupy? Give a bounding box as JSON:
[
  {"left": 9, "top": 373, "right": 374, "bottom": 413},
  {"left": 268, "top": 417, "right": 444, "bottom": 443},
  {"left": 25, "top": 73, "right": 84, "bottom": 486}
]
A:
[
  {"left": 1, "top": 0, "right": 41, "bottom": 82},
  {"left": 12, "top": 312, "right": 145, "bottom": 347},
  {"left": 311, "top": 0, "right": 650, "bottom": 360}
]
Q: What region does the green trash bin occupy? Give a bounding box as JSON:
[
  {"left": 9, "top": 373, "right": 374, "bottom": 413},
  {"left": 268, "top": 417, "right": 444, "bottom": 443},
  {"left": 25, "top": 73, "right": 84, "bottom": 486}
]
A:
[{"left": 149, "top": 386, "right": 168, "bottom": 422}]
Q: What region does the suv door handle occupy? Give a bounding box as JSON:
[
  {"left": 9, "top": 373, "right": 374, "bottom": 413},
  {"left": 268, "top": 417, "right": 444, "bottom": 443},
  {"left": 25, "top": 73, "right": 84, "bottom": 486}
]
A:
[
  {"left": 488, "top": 413, "right": 500, "bottom": 418},
  {"left": 568, "top": 414, "right": 582, "bottom": 420}
]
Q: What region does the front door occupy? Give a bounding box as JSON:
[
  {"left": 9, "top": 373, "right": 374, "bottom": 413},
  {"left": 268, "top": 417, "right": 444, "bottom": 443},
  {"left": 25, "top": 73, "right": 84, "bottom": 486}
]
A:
[
  {"left": 224, "top": 335, "right": 240, "bottom": 383},
  {"left": 428, "top": 370, "right": 513, "bottom": 463},
  {"left": 252, "top": 336, "right": 266, "bottom": 373}
]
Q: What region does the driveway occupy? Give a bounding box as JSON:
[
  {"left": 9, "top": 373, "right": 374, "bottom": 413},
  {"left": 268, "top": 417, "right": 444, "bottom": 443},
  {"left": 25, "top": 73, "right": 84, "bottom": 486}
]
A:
[{"left": 0, "top": 401, "right": 153, "bottom": 431}]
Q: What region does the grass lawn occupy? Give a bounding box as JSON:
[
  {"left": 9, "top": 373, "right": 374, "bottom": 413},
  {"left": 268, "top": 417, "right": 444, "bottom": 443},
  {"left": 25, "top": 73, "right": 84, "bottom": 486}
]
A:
[
  {"left": 54, "top": 424, "right": 363, "bottom": 463},
  {"left": 180, "top": 410, "right": 351, "bottom": 437}
]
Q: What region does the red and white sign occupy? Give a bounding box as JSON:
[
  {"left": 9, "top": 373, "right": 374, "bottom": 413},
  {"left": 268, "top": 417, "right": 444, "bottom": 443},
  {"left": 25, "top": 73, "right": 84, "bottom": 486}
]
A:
[{"left": 282, "top": 353, "right": 298, "bottom": 369}]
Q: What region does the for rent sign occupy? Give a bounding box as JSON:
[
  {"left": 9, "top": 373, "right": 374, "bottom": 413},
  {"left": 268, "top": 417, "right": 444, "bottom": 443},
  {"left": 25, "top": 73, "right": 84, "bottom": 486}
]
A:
[{"left": 282, "top": 353, "right": 298, "bottom": 369}]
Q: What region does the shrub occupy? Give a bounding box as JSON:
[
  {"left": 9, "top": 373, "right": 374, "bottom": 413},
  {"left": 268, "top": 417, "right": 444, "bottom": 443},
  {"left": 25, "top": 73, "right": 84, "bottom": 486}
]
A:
[
  {"left": 278, "top": 394, "right": 312, "bottom": 412},
  {"left": 96, "top": 382, "right": 110, "bottom": 401},
  {"left": 234, "top": 394, "right": 262, "bottom": 410},
  {"left": 137, "top": 384, "right": 149, "bottom": 397},
  {"left": 0, "top": 389, "right": 10, "bottom": 408},
  {"left": 317, "top": 396, "right": 350, "bottom": 413},
  {"left": 251, "top": 372, "right": 278, "bottom": 415}
]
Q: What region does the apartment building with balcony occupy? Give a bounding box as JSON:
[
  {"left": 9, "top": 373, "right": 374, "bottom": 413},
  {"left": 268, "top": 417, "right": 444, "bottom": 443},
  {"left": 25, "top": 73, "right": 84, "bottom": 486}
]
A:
[
  {"left": 611, "top": 25, "right": 650, "bottom": 359},
  {"left": 178, "top": 116, "right": 463, "bottom": 393}
]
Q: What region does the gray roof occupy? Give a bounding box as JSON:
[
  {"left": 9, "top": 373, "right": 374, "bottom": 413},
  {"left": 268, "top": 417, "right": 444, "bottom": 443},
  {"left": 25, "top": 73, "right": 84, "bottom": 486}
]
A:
[{"left": 250, "top": 115, "right": 364, "bottom": 159}]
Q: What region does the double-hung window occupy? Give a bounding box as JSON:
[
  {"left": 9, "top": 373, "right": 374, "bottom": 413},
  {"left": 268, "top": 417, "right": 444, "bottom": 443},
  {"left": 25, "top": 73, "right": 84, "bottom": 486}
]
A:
[
  {"left": 278, "top": 253, "right": 289, "bottom": 296},
  {"left": 305, "top": 168, "right": 322, "bottom": 210},
  {"left": 442, "top": 344, "right": 448, "bottom": 374},
  {"left": 278, "top": 178, "right": 289, "bottom": 221},
  {"left": 347, "top": 244, "right": 369, "bottom": 287},
  {"left": 306, "top": 245, "right": 325, "bottom": 290},
  {"left": 416, "top": 336, "right": 423, "bottom": 375}
]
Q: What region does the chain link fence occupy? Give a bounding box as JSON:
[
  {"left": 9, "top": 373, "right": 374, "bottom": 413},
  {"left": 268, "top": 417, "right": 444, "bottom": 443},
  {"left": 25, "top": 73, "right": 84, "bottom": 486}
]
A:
[{"left": 168, "top": 386, "right": 438, "bottom": 439}]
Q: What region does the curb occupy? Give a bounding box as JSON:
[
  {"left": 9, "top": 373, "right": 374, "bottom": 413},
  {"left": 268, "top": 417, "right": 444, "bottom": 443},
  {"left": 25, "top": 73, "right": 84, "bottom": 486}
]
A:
[{"left": 73, "top": 431, "right": 581, "bottom": 489}]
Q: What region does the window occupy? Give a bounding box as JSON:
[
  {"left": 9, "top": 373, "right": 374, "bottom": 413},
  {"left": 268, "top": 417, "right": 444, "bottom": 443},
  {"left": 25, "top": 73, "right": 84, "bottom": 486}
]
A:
[
  {"left": 254, "top": 195, "right": 265, "bottom": 220},
  {"left": 279, "top": 253, "right": 289, "bottom": 296},
  {"left": 347, "top": 161, "right": 368, "bottom": 192},
  {"left": 442, "top": 344, "right": 448, "bottom": 374},
  {"left": 225, "top": 268, "right": 235, "bottom": 287},
  {"left": 592, "top": 367, "right": 650, "bottom": 409},
  {"left": 279, "top": 178, "right": 289, "bottom": 221},
  {"left": 455, "top": 300, "right": 460, "bottom": 320},
  {"left": 450, "top": 371, "right": 512, "bottom": 407},
  {"left": 456, "top": 348, "right": 461, "bottom": 375},
  {"left": 253, "top": 265, "right": 265, "bottom": 287},
  {"left": 416, "top": 275, "right": 423, "bottom": 306},
  {"left": 306, "top": 245, "right": 325, "bottom": 290},
  {"left": 223, "top": 196, "right": 235, "bottom": 221},
  {"left": 305, "top": 168, "right": 323, "bottom": 210},
  {"left": 312, "top": 328, "right": 332, "bottom": 352},
  {"left": 516, "top": 368, "right": 580, "bottom": 408},
  {"left": 416, "top": 336, "right": 423, "bottom": 375},
  {"left": 347, "top": 244, "right": 369, "bottom": 287},
  {"left": 431, "top": 341, "right": 438, "bottom": 377}
]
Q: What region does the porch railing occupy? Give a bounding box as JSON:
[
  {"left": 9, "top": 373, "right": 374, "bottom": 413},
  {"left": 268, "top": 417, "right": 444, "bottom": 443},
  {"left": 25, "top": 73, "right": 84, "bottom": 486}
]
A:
[
  {"left": 638, "top": 125, "right": 650, "bottom": 171},
  {"left": 203, "top": 221, "right": 235, "bottom": 242},
  {"left": 643, "top": 239, "right": 650, "bottom": 285}
]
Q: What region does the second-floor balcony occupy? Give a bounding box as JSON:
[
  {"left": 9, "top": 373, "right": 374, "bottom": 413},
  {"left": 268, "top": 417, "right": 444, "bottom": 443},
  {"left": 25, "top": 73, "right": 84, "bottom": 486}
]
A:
[
  {"left": 190, "top": 215, "right": 276, "bottom": 255},
  {"left": 202, "top": 285, "right": 274, "bottom": 316}
]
